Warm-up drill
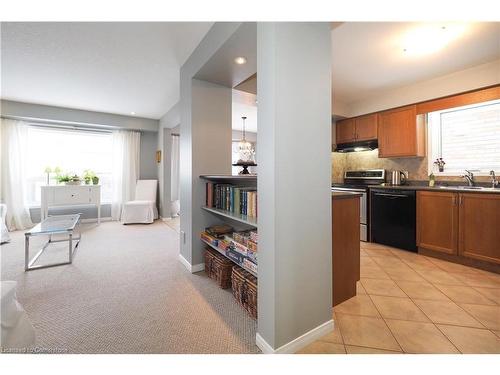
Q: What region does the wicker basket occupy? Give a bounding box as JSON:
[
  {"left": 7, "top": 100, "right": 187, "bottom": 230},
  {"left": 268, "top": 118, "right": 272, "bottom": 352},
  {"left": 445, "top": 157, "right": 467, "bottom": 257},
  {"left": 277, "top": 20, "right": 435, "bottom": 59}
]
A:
[
  {"left": 204, "top": 248, "right": 234, "bottom": 289},
  {"left": 231, "top": 266, "right": 258, "bottom": 319}
]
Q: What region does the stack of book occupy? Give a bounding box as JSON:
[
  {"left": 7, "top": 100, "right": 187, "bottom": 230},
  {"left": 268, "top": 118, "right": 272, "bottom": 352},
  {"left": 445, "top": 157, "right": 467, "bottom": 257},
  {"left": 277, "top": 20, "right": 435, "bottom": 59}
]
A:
[
  {"left": 201, "top": 228, "right": 258, "bottom": 275},
  {"left": 205, "top": 182, "right": 258, "bottom": 217}
]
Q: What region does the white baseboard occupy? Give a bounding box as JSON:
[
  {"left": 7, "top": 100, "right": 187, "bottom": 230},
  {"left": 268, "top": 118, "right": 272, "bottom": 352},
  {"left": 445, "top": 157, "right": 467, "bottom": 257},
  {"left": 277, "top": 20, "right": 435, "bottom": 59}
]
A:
[
  {"left": 178, "top": 253, "right": 205, "bottom": 273},
  {"left": 256, "top": 319, "right": 334, "bottom": 354}
]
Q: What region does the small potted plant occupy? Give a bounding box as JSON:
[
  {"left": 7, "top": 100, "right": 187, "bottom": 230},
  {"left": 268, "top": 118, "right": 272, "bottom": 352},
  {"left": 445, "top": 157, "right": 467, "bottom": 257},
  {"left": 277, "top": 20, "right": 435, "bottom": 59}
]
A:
[
  {"left": 56, "top": 174, "right": 71, "bottom": 185},
  {"left": 434, "top": 158, "right": 446, "bottom": 172},
  {"left": 92, "top": 175, "right": 99, "bottom": 185},
  {"left": 83, "top": 169, "right": 95, "bottom": 185},
  {"left": 66, "top": 174, "right": 82, "bottom": 185}
]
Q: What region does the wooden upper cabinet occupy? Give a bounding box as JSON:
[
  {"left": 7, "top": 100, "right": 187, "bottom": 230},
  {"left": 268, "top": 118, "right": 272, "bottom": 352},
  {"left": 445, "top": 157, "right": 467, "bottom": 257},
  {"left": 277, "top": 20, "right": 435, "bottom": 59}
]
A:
[
  {"left": 335, "top": 118, "right": 356, "bottom": 144},
  {"left": 354, "top": 114, "right": 377, "bottom": 141},
  {"left": 459, "top": 193, "right": 500, "bottom": 265},
  {"left": 377, "top": 105, "right": 425, "bottom": 158},
  {"left": 336, "top": 114, "right": 377, "bottom": 144},
  {"left": 417, "top": 191, "right": 458, "bottom": 255}
]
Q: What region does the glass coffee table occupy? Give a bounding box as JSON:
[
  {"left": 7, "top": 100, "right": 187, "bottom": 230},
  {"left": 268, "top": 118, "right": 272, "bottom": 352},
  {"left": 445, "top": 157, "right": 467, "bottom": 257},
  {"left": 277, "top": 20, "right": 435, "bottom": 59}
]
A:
[{"left": 24, "top": 214, "right": 81, "bottom": 271}]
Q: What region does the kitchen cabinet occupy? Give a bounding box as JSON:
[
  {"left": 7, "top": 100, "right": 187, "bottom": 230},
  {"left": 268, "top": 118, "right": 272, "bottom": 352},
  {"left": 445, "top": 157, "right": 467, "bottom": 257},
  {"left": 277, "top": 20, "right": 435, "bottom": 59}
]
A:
[
  {"left": 417, "top": 191, "right": 458, "bottom": 255},
  {"left": 335, "top": 118, "right": 356, "bottom": 144},
  {"left": 354, "top": 114, "right": 378, "bottom": 141},
  {"left": 459, "top": 193, "right": 500, "bottom": 265},
  {"left": 332, "top": 193, "right": 361, "bottom": 306},
  {"left": 377, "top": 105, "right": 425, "bottom": 158},
  {"left": 335, "top": 115, "right": 377, "bottom": 144}
]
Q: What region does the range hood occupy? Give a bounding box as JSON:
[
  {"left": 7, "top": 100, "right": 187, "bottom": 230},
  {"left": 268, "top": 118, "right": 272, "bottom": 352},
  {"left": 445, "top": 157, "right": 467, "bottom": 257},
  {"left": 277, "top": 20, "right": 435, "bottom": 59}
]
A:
[{"left": 334, "top": 140, "right": 378, "bottom": 153}]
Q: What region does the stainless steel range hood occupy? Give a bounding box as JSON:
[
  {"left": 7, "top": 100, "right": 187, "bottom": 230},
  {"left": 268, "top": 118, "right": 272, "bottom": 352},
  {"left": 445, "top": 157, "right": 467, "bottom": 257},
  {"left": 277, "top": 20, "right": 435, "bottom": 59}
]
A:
[{"left": 333, "top": 140, "right": 378, "bottom": 153}]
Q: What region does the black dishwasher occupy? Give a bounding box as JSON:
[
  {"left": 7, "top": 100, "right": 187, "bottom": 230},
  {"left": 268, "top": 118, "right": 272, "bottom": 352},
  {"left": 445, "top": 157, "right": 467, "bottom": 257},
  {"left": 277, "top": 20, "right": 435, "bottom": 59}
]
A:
[{"left": 370, "top": 189, "right": 417, "bottom": 252}]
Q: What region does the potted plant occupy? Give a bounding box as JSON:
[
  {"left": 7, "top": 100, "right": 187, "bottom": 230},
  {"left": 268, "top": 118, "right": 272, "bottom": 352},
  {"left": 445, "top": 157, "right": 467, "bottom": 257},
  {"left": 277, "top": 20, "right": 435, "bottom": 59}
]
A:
[
  {"left": 83, "top": 169, "right": 95, "bottom": 185},
  {"left": 92, "top": 175, "right": 99, "bottom": 185},
  {"left": 56, "top": 174, "right": 71, "bottom": 184},
  {"left": 434, "top": 158, "right": 446, "bottom": 172}
]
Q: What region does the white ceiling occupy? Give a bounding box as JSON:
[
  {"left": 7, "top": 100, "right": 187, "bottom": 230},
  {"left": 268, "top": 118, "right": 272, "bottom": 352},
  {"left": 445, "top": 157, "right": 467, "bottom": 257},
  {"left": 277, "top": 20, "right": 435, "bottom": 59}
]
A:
[
  {"left": 332, "top": 22, "right": 500, "bottom": 104},
  {"left": 1, "top": 22, "right": 213, "bottom": 119}
]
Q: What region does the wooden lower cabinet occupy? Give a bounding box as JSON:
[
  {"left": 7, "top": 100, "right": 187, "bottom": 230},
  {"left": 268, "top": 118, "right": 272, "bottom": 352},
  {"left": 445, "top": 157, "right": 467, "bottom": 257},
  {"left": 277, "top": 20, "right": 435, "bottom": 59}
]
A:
[
  {"left": 332, "top": 195, "right": 360, "bottom": 306},
  {"left": 417, "top": 191, "right": 458, "bottom": 255},
  {"left": 459, "top": 193, "right": 500, "bottom": 265},
  {"left": 417, "top": 191, "right": 500, "bottom": 270}
]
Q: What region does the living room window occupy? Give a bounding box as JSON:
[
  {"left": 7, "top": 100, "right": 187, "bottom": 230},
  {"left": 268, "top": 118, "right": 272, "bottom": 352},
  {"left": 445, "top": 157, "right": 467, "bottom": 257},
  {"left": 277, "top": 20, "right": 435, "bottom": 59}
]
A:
[
  {"left": 428, "top": 99, "right": 500, "bottom": 176},
  {"left": 25, "top": 126, "right": 114, "bottom": 206}
]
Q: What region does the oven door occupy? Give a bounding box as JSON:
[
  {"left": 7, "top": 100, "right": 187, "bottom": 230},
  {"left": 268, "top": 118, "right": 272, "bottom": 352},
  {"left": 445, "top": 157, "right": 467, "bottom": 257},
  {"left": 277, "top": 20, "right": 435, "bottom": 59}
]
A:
[{"left": 331, "top": 187, "right": 368, "bottom": 241}]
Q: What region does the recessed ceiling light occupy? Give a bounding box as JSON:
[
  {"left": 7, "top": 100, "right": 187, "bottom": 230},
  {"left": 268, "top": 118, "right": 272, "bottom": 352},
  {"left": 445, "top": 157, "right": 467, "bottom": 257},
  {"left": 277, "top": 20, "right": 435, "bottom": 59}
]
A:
[
  {"left": 401, "top": 23, "right": 468, "bottom": 56},
  {"left": 234, "top": 56, "right": 247, "bottom": 65},
  {"left": 130, "top": 112, "right": 136, "bottom": 115}
]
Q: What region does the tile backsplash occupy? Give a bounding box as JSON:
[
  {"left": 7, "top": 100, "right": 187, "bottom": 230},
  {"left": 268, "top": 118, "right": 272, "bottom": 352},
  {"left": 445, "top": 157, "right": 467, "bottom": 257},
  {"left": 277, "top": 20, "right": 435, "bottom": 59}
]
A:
[{"left": 332, "top": 149, "right": 492, "bottom": 183}]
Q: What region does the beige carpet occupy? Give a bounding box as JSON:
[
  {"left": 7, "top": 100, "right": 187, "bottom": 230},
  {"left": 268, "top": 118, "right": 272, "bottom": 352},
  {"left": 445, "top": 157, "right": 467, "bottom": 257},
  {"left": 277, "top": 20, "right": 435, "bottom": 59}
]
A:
[{"left": 1, "top": 220, "right": 259, "bottom": 353}]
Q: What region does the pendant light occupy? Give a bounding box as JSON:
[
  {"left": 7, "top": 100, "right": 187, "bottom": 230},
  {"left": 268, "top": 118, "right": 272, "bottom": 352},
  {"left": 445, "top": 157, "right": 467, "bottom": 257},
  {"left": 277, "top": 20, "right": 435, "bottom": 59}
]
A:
[{"left": 237, "top": 116, "right": 255, "bottom": 163}]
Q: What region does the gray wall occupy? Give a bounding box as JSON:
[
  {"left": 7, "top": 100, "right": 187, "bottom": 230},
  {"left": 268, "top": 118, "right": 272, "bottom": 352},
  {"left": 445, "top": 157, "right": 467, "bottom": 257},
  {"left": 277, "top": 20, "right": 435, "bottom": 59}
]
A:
[
  {"left": 1, "top": 100, "right": 159, "bottom": 131},
  {"left": 139, "top": 131, "right": 159, "bottom": 180}
]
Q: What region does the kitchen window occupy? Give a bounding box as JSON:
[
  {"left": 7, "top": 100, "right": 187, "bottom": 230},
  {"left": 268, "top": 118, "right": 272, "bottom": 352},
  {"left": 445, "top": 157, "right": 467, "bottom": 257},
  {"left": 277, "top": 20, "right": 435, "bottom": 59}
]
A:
[
  {"left": 428, "top": 99, "right": 500, "bottom": 176},
  {"left": 25, "top": 125, "right": 113, "bottom": 206}
]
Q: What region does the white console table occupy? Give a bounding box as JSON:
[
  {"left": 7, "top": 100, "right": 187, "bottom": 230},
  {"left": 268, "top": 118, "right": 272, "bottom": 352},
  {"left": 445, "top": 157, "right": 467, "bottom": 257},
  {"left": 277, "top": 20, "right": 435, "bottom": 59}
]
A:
[{"left": 41, "top": 185, "right": 101, "bottom": 224}]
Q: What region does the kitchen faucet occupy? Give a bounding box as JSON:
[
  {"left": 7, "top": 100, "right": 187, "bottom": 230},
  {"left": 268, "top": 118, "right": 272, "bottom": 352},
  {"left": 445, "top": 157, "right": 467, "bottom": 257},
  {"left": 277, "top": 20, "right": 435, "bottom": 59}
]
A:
[
  {"left": 462, "top": 170, "right": 475, "bottom": 187},
  {"left": 490, "top": 170, "right": 499, "bottom": 188}
]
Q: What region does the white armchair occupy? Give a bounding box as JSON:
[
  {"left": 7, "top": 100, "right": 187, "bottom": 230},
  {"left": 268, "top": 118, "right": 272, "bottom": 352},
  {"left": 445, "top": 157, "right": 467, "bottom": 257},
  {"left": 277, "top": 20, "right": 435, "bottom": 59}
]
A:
[
  {"left": 121, "top": 180, "right": 158, "bottom": 224},
  {"left": 1, "top": 203, "right": 11, "bottom": 244}
]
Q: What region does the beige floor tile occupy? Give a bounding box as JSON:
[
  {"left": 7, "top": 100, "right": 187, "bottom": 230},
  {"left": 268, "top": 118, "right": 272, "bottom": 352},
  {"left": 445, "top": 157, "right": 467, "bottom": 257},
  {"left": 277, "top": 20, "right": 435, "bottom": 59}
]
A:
[
  {"left": 363, "top": 248, "right": 396, "bottom": 258},
  {"left": 434, "top": 284, "right": 496, "bottom": 305},
  {"left": 403, "top": 260, "right": 441, "bottom": 273},
  {"left": 473, "top": 287, "right": 500, "bottom": 305},
  {"left": 360, "top": 256, "right": 378, "bottom": 267},
  {"left": 334, "top": 295, "right": 381, "bottom": 317},
  {"left": 360, "top": 249, "right": 369, "bottom": 257},
  {"left": 416, "top": 269, "right": 464, "bottom": 285},
  {"left": 296, "top": 341, "right": 346, "bottom": 354},
  {"left": 384, "top": 266, "right": 426, "bottom": 282},
  {"left": 361, "top": 278, "right": 407, "bottom": 297},
  {"left": 360, "top": 266, "right": 391, "bottom": 280},
  {"left": 345, "top": 345, "right": 402, "bottom": 354},
  {"left": 429, "top": 259, "right": 480, "bottom": 275},
  {"left": 371, "top": 296, "right": 430, "bottom": 322},
  {"left": 356, "top": 281, "right": 367, "bottom": 295},
  {"left": 437, "top": 325, "right": 500, "bottom": 354},
  {"left": 386, "top": 319, "right": 459, "bottom": 354},
  {"left": 390, "top": 249, "right": 422, "bottom": 260},
  {"left": 320, "top": 316, "right": 343, "bottom": 344},
  {"left": 494, "top": 330, "right": 500, "bottom": 339},
  {"left": 453, "top": 273, "right": 500, "bottom": 289},
  {"left": 459, "top": 304, "right": 500, "bottom": 330},
  {"left": 336, "top": 314, "right": 402, "bottom": 352},
  {"left": 395, "top": 280, "right": 450, "bottom": 301},
  {"left": 371, "top": 256, "right": 407, "bottom": 269},
  {"left": 413, "top": 299, "right": 483, "bottom": 328}
]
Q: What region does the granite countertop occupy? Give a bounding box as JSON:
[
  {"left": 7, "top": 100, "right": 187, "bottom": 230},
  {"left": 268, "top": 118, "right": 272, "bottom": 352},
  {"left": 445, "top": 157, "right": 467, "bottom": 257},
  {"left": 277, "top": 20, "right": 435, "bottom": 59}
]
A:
[
  {"left": 369, "top": 184, "right": 500, "bottom": 194},
  {"left": 332, "top": 191, "right": 363, "bottom": 199}
]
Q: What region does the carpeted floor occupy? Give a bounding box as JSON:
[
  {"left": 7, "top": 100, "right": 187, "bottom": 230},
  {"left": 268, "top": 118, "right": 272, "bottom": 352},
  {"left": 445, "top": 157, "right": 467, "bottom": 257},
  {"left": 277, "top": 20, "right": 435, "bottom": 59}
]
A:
[{"left": 0, "top": 220, "right": 259, "bottom": 354}]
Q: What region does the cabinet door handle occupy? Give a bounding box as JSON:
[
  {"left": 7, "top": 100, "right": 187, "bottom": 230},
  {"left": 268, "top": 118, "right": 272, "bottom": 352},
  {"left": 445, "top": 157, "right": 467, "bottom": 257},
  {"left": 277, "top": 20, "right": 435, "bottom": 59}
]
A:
[
  {"left": 453, "top": 195, "right": 457, "bottom": 206},
  {"left": 459, "top": 195, "right": 463, "bottom": 206}
]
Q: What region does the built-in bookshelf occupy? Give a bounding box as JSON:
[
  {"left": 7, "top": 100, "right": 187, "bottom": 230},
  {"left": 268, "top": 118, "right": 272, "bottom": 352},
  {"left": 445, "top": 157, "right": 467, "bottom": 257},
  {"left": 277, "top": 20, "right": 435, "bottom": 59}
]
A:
[{"left": 200, "top": 174, "right": 258, "bottom": 277}]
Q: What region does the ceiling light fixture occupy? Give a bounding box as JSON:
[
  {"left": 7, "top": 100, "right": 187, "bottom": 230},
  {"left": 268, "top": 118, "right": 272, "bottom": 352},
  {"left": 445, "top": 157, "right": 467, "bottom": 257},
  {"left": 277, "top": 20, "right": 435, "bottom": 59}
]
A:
[
  {"left": 234, "top": 56, "right": 247, "bottom": 65},
  {"left": 401, "top": 23, "right": 468, "bottom": 57}
]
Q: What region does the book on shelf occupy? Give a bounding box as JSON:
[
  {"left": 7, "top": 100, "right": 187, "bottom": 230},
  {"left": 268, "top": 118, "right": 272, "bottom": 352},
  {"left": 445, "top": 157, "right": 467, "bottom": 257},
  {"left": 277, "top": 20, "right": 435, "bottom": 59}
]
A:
[{"left": 205, "top": 182, "right": 258, "bottom": 218}]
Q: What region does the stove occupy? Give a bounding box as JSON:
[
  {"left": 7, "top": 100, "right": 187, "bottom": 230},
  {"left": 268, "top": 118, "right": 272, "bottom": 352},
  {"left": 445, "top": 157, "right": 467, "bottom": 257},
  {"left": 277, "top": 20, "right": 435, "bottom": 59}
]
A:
[{"left": 331, "top": 169, "right": 386, "bottom": 241}]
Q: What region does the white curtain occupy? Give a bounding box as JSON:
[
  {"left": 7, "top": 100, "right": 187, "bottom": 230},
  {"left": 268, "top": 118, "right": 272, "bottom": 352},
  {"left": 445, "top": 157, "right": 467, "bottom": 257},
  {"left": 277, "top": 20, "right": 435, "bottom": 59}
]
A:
[
  {"left": 0, "top": 119, "right": 34, "bottom": 231},
  {"left": 170, "top": 134, "right": 180, "bottom": 217},
  {"left": 111, "top": 130, "right": 140, "bottom": 220}
]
